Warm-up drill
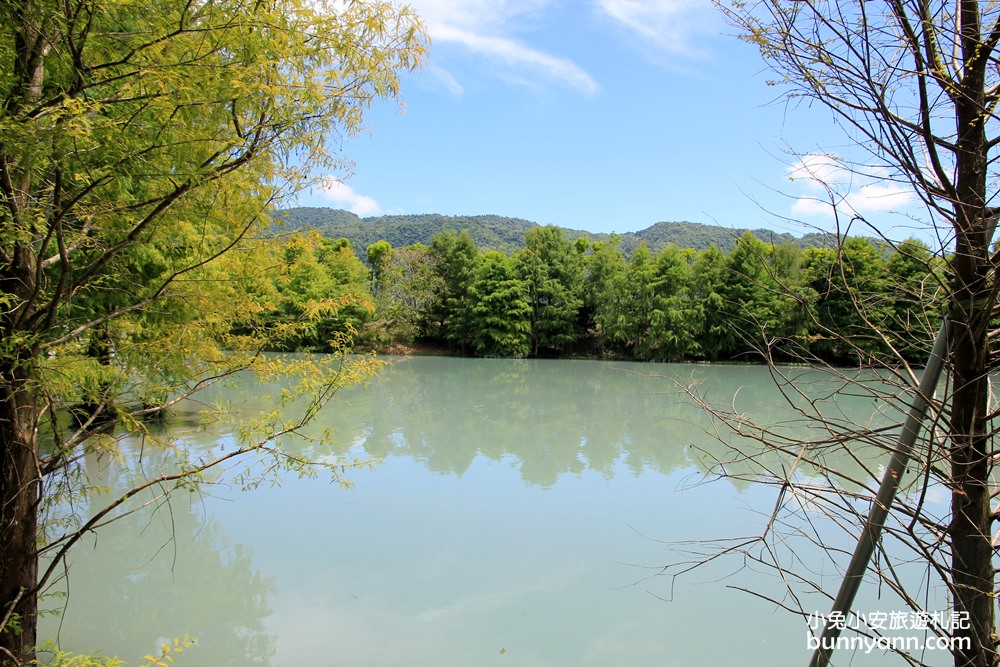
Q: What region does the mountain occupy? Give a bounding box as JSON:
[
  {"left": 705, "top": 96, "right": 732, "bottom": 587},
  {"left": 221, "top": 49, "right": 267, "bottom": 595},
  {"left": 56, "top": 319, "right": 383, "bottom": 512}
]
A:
[
  {"left": 275, "top": 207, "right": 830, "bottom": 256},
  {"left": 625, "top": 221, "right": 829, "bottom": 255},
  {"left": 276, "top": 208, "right": 538, "bottom": 255}
]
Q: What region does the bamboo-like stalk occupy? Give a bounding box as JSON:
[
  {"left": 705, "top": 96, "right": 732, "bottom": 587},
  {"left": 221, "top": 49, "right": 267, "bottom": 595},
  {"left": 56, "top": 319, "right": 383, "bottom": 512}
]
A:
[{"left": 808, "top": 314, "right": 949, "bottom": 667}]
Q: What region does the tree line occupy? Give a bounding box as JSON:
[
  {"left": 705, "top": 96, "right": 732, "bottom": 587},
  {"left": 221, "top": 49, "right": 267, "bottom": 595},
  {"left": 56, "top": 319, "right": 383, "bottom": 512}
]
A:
[{"left": 259, "top": 224, "right": 946, "bottom": 365}]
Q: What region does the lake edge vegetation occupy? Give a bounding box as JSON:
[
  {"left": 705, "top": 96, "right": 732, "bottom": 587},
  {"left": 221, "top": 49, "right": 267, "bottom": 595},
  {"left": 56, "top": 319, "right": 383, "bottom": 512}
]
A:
[{"left": 260, "top": 222, "right": 947, "bottom": 367}]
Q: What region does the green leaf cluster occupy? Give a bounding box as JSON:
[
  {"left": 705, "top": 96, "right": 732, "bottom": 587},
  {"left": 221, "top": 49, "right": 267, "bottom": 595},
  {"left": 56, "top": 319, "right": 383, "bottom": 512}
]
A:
[{"left": 246, "top": 231, "right": 373, "bottom": 352}]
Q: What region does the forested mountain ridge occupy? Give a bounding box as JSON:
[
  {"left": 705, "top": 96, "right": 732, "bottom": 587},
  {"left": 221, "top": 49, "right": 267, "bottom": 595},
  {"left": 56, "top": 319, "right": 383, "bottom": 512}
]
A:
[
  {"left": 628, "top": 220, "right": 829, "bottom": 254},
  {"left": 277, "top": 207, "right": 830, "bottom": 255},
  {"left": 277, "top": 208, "right": 537, "bottom": 254}
]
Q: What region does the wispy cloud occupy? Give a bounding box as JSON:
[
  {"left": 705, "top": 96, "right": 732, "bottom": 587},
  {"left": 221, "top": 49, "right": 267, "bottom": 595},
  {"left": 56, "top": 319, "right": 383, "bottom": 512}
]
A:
[
  {"left": 431, "top": 23, "right": 599, "bottom": 95},
  {"left": 409, "top": 0, "right": 551, "bottom": 31},
  {"left": 424, "top": 65, "right": 464, "bottom": 98},
  {"left": 594, "top": 0, "right": 718, "bottom": 58},
  {"left": 787, "top": 153, "right": 915, "bottom": 219},
  {"left": 407, "top": 0, "right": 599, "bottom": 95},
  {"left": 315, "top": 178, "right": 381, "bottom": 216}
]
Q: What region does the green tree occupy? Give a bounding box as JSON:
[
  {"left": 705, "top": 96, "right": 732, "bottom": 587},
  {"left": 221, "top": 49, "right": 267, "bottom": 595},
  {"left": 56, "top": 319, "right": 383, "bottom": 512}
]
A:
[
  {"left": 366, "top": 239, "right": 394, "bottom": 296},
  {"left": 884, "top": 239, "right": 947, "bottom": 361},
  {"left": 801, "top": 238, "right": 892, "bottom": 363},
  {"left": 715, "top": 238, "right": 809, "bottom": 361},
  {"left": 515, "top": 226, "right": 585, "bottom": 357},
  {"left": 583, "top": 238, "right": 629, "bottom": 355},
  {"left": 470, "top": 252, "right": 531, "bottom": 357},
  {"left": 764, "top": 242, "right": 814, "bottom": 356},
  {"left": 0, "top": 0, "right": 426, "bottom": 661},
  {"left": 266, "top": 232, "right": 373, "bottom": 351},
  {"left": 366, "top": 243, "right": 442, "bottom": 348},
  {"left": 689, "top": 245, "right": 729, "bottom": 360},
  {"left": 616, "top": 243, "right": 659, "bottom": 358},
  {"left": 608, "top": 243, "right": 698, "bottom": 361},
  {"left": 427, "top": 230, "right": 479, "bottom": 354},
  {"left": 648, "top": 245, "right": 699, "bottom": 361},
  {"left": 723, "top": 233, "right": 776, "bottom": 354}
]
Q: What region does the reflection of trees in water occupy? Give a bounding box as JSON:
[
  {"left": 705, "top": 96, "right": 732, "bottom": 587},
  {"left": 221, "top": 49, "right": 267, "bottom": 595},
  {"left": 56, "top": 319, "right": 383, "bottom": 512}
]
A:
[
  {"left": 343, "top": 358, "right": 696, "bottom": 487},
  {"left": 313, "top": 357, "right": 899, "bottom": 491},
  {"left": 35, "top": 358, "right": 916, "bottom": 664},
  {"left": 40, "top": 446, "right": 276, "bottom": 667},
  {"left": 171, "top": 355, "right": 905, "bottom": 493}
]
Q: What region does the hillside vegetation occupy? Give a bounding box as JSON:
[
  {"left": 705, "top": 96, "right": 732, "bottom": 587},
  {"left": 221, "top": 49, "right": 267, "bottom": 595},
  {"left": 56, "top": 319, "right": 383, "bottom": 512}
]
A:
[{"left": 277, "top": 207, "right": 831, "bottom": 255}]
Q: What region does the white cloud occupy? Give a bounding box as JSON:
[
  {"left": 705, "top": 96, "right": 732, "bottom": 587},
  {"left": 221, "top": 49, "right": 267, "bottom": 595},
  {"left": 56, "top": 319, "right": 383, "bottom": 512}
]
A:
[
  {"left": 787, "top": 153, "right": 846, "bottom": 186},
  {"left": 408, "top": 0, "right": 551, "bottom": 30},
  {"left": 316, "top": 178, "right": 381, "bottom": 216},
  {"left": 430, "top": 23, "right": 599, "bottom": 95},
  {"left": 594, "top": 0, "right": 717, "bottom": 57},
  {"left": 424, "top": 65, "right": 464, "bottom": 98},
  {"left": 790, "top": 196, "right": 837, "bottom": 218},
  {"left": 406, "top": 0, "right": 599, "bottom": 95},
  {"left": 848, "top": 182, "right": 915, "bottom": 212},
  {"left": 787, "top": 153, "right": 915, "bottom": 218}
]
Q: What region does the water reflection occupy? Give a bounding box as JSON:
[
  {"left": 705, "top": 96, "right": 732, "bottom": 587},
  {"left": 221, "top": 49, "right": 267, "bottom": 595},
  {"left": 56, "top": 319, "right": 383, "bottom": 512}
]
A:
[
  {"left": 304, "top": 357, "right": 901, "bottom": 495},
  {"left": 41, "top": 446, "right": 277, "bottom": 667},
  {"left": 40, "top": 356, "right": 931, "bottom": 667},
  {"left": 158, "top": 356, "right": 904, "bottom": 496},
  {"left": 351, "top": 358, "right": 705, "bottom": 486}
]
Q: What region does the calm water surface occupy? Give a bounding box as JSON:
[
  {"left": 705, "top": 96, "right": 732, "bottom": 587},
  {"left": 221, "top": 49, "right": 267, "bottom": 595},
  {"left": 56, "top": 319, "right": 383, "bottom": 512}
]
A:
[{"left": 39, "top": 357, "right": 947, "bottom": 666}]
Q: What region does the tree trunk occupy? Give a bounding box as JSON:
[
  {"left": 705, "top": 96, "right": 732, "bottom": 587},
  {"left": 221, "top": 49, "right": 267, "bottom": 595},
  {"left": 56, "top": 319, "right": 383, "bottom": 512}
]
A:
[
  {"left": 0, "top": 239, "right": 43, "bottom": 667},
  {"left": 948, "top": 12, "right": 997, "bottom": 655},
  {"left": 0, "top": 366, "right": 40, "bottom": 666},
  {"left": 1, "top": 2, "right": 45, "bottom": 659},
  {"left": 948, "top": 228, "right": 997, "bottom": 667}
]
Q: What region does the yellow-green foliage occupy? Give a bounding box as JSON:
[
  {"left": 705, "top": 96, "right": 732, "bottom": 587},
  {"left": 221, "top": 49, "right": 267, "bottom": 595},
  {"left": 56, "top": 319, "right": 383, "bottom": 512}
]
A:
[
  {"left": 255, "top": 231, "right": 376, "bottom": 351},
  {"left": 36, "top": 637, "right": 195, "bottom": 667},
  {"left": 0, "top": 0, "right": 427, "bottom": 659}
]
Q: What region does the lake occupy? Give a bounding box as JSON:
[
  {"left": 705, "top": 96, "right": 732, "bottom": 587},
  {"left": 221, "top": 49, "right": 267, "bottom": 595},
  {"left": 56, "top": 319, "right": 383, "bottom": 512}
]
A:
[{"left": 39, "top": 356, "right": 952, "bottom": 666}]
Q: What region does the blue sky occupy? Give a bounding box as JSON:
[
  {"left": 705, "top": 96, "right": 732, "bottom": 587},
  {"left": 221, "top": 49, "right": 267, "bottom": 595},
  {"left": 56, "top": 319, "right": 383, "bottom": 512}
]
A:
[{"left": 296, "top": 0, "right": 923, "bottom": 241}]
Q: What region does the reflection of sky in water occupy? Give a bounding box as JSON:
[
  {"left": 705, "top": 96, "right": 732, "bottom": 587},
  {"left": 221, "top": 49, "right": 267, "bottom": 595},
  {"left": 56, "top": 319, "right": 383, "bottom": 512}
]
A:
[{"left": 40, "top": 358, "right": 952, "bottom": 667}]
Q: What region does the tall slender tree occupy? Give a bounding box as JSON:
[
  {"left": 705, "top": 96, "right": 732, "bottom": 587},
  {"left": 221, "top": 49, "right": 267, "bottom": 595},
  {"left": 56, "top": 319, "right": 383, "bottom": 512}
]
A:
[
  {"left": 583, "top": 238, "right": 629, "bottom": 355},
  {"left": 428, "top": 230, "right": 480, "bottom": 354},
  {"left": 515, "top": 226, "right": 585, "bottom": 357},
  {"left": 649, "top": 245, "right": 699, "bottom": 361},
  {"left": 470, "top": 251, "right": 531, "bottom": 357}
]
